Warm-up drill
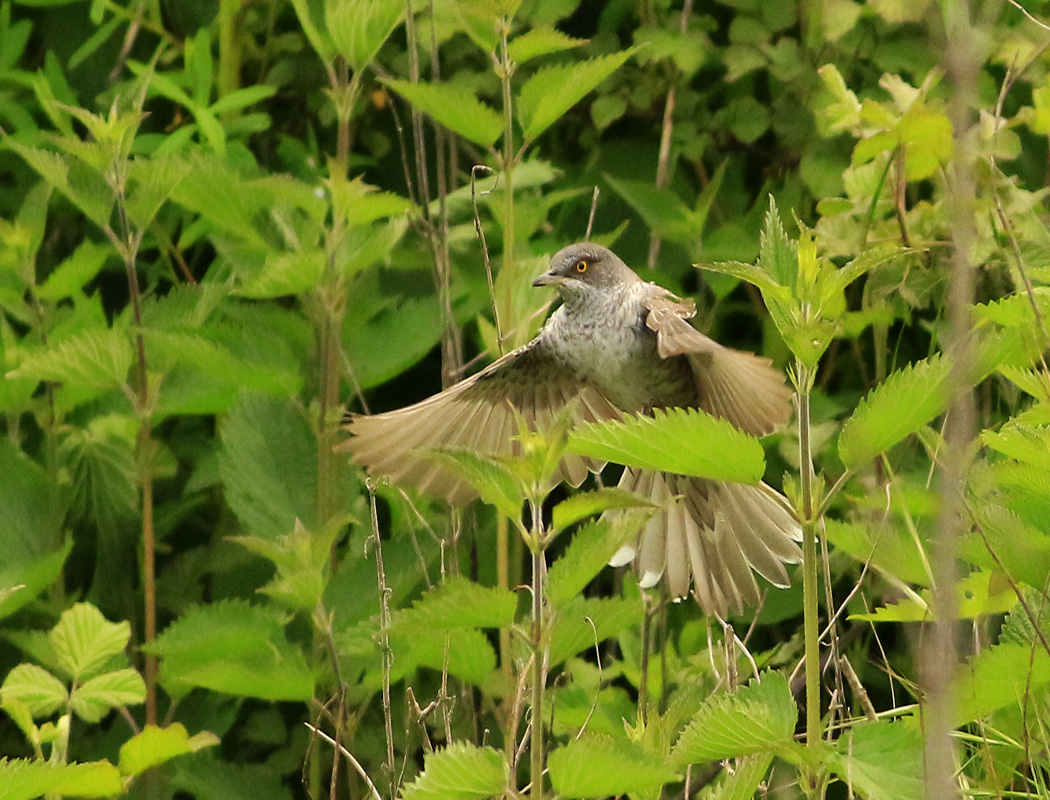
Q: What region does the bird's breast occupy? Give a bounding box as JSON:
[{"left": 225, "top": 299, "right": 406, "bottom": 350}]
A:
[{"left": 543, "top": 294, "right": 694, "bottom": 412}]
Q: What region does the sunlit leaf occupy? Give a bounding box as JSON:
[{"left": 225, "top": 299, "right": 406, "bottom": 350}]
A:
[
  {"left": 548, "top": 734, "right": 677, "bottom": 798},
  {"left": 399, "top": 742, "right": 508, "bottom": 800},
  {"left": 383, "top": 79, "right": 502, "bottom": 148}
]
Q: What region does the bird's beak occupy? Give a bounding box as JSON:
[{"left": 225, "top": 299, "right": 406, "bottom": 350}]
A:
[{"left": 532, "top": 271, "right": 564, "bottom": 288}]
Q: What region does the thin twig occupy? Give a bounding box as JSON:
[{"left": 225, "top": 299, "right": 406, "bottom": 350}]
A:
[
  {"left": 367, "top": 481, "right": 397, "bottom": 795},
  {"left": 305, "top": 723, "right": 384, "bottom": 800}
]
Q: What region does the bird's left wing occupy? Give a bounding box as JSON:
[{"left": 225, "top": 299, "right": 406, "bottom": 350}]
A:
[
  {"left": 643, "top": 291, "right": 794, "bottom": 437},
  {"left": 339, "top": 339, "right": 621, "bottom": 505}
]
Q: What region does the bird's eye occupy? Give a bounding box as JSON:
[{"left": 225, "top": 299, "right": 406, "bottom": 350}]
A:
[{"left": 575, "top": 259, "right": 589, "bottom": 273}]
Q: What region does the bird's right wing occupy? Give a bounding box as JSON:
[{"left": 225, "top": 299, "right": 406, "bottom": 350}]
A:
[
  {"left": 339, "top": 340, "right": 622, "bottom": 505},
  {"left": 643, "top": 292, "right": 794, "bottom": 436}
]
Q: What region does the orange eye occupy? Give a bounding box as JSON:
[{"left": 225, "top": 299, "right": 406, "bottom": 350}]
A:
[{"left": 575, "top": 259, "right": 589, "bottom": 273}]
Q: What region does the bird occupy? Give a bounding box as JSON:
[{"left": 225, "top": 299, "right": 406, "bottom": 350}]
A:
[{"left": 339, "top": 242, "right": 802, "bottom": 617}]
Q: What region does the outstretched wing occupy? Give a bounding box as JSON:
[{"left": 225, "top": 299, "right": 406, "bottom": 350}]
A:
[
  {"left": 339, "top": 339, "right": 622, "bottom": 505},
  {"left": 643, "top": 292, "right": 793, "bottom": 436}
]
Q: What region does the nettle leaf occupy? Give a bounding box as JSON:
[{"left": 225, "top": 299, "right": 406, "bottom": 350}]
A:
[
  {"left": 982, "top": 424, "right": 1050, "bottom": 467},
  {"left": 551, "top": 488, "right": 652, "bottom": 534},
  {"left": 424, "top": 449, "right": 523, "bottom": 519},
  {"left": 50, "top": 602, "right": 132, "bottom": 683},
  {"left": 391, "top": 576, "right": 517, "bottom": 632},
  {"left": 5, "top": 140, "right": 114, "bottom": 227},
  {"left": 517, "top": 48, "right": 639, "bottom": 142},
  {"left": 234, "top": 248, "right": 324, "bottom": 298},
  {"left": 125, "top": 156, "right": 191, "bottom": 231},
  {"left": 392, "top": 627, "right": 497, "bottom": 686},
  {"left": 69, "top": 668, "right": 145, "bottom": 723},
  {"left": 507, "top": 26, "right": 586, "bottom": 64},
  {"left": 218, "top": 393, "right": 317, "bottom": 539},
  {"left": 954, "top": 641, "right": 1050, "bottom": 725},
  {"left": 568, "top": 407, "right": 765, "bottom": 483},
  {"left": 118, "top": 724, "right": 219, "bottom": 777},
  {"left": 697, "top": 753, "right": 775, "bottom": 800},
  {"left": 0, "top": 759, "right": 124, "bottom": 800},
  {"left": 60, "top": 417, "right": 138, "bottom": 531},
  {"left": 548, "top": 511, "right": 652, "bottom": 608},
  {"left": 548, "top": 734, "right": 677, "bottom": 798},
  {"left": 36, "top": 240, "right": 110, "bottom": 301},
  {"left": 0, "top": 664, "right": 67, "bottom": 718},
  {"left": 672, "top": 671, "right": 798, "bottom": 765},
  {"left": 828, "top": 720, "right": 923, "bottom": 800},
  {"left": 145, "top": 600, "right": 314, "bottom": 701},
  {"left": 11, "top": 327, "right": 132, "bottom": 393},
  {"left": 383, "top": 79, "right": 502, "bottom": 149},
  {"left": 400, "top": 742, "right": 508, "bottom": 800},
  {"left": 758, "top": 196, "right": 797, "bottom": 288},
  {"left": 605, "top": 174, "right": 702, "bottom": 242},
  {"left": 327, "top": 0, "right": 403, "bottom": 72},
  {"left": 838, "top": 355, "right": 949, "bottom": 470},
  {"left": 549, "top": 595, "right": 640, "bottom": 666}
]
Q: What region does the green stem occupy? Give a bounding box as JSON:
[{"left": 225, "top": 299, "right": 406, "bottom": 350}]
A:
[
  {"left": 529, "top": 501, "right": 545, "bottom": 800},
  {"left": 798, "top": 373, "right": 821, "bottom": 784}
]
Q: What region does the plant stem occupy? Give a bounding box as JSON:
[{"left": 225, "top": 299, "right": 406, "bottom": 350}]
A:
[
  {"left": 797, "top": 372, "right": 821, "bottom": 785},
  {"left": 528, "top": 500, "right": 546, "bottom": 800}
]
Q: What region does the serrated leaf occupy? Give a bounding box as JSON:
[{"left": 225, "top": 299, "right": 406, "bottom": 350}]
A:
[
  {"left": 50, "top": 602, "right": 131, "bottom": 682},
  {"left": 118, "top": 723, "right": 219, "bottom": 777},
  {"left": 10, "top": 328, "right": 132, "bottom": 393},
  {"left": 218, "top": 393, "right": 317, "bottom": 539},
  {"left": 568, "top": 407, "right": 765, "bottom": 482},
  {"left": 548, "top": 734, "right": 678, "bottom": 798},
  {"left": 234, "top": 248, "right": 324, "bottom": 298},
  {"left": 36, "top": 240, "right": 110, "bottom": 301},
  {"left": 392, "top": 576, "right": 517, "bottom": 632},
  {"left": 551, "top": 487, "right": 652, "bottom": 533},
  {"left": 327, "top": 0, "right": 403, "bottom": 71},
  {"left": 399, "top": 742, "right": 508, "bottom": 800},
  {"left": 69, "top": 669, "right": 145, "bottom": 723},
  {"left": 125, "top": 156, "right": 191, "bottom": 230},
  {"left": 0, "top": 664, "right": 67, "bottom": 718},
  {"left": 549, "top": 595, "right": 640, "bottom": 665},
  {"left": 672, "top": 671, "right": 798, "bottom": 765},
  {"left": 758, "top": 196, "right": 797, "bottom": 288},
  {"left": 828, "top": 720, "right": 922, "bottom": 800},
  {"left": 383, "top": 79, "right": 502, "bottom": 148},
  {"left": 0, "top": 759, "right": 124, "bottom": 800},
  {"left": 954, "top": 641, "right": 1050, "bottom": 725},
  {"left": 982, "top": 424, "right": 1050, "bottom": 467},
  {"left": 425, "top": 449, "right": 523, "bottom": 519},
  {"left": 548, "top": 511, "right": 652, "bottom": 607},
  {"left": 5, "top": 140, "right": 114, "bottom": 227},
  {"left": 517, "top": 48, "right": 638, "bottom": 142},
  {"left": 698, "top": 259, "right": 786, "bottom": 296},
  {"left": 507, "top": 26, "right": 586, "bottom": 64},
  {"left": 145, "top": 600, "right": 314, "bottom": 701},
  {"left": 605, "top": 174, "right": 702, "bottom": 242},
  {"left": 696, "top": 753, "right": 774, "bottom": 800}
]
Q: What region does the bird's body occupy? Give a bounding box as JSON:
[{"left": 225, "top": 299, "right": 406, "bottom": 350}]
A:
[{"left": 340, "top": 243, "right": 802, "bottom": 616}]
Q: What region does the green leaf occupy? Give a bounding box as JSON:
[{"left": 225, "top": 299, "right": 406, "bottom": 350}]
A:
[
  {"left": 10, "top": 327, "right": 132, "bottom": 393},
  {"left": 605, "top": 174, "right": 703, "bottom": 242},
  {"left": 696, "top": 753, "right": 775, "bottom": 800},
  {"left": 551, "top": 487, "right": 652, "bottom": 534},
  {"left": 118, "top": 723, "right": 219, "bottom": 777},
  {"left": 838, "top": 355, "right": 951, "bottom": 469},
  {"left": 548, "top": 734, "right": 678, "bottom": 798},
  {"left": 828, "top": 720, "right": 923, "bottom": 800},
  {"left": 234, "top": 248, "right": 325, "bottom": 298},
  {"left": 399, "top": 742, "right": 508, "bottom": 800},
  {"left": 672, "top": 671, "right": 798, "bottom": 765},
  {"left": 327, "top": 0, "right": 403, "bottom": 71},
  {"left": 145, "top": 600, "right": 314, "bottom": 701},
  {"left": 69, "top": 669, "right": 145, "bottom": 723},
  {"left": 548, "top": 511, "right": 652, "bottom": 608},
  {"left": 568, "top": 407, "right": 765, "bottom": 483},
  {"left": 218, "top": 393, "right": 318, "bottom": 539},
  {"left": 424, "top": 449, "right": 524, "bottom": 519},
  {"left": 125, "top": 155, "right": 191, "bottom": 230},
  {"left": 0, "top": 664, "right": 67, "bottom": 718},
  {"left": 507, "top": 27, "right": 586, "bottom": 64},
  {"left": 392, "top": 576, "right": 517, "bottom": 632},
  {"left": 757, "top": 196, "right": 797, "bottom": 288},
  {"left": 549, "top": 596, "right": 640, "bottom": 666},
  {"left": 383, "top": 79, "right": 502, "bottom": 149},
  {"left": 36, "top": 241, "right": 110, "bottom": 301},
  {"left": 50, "top": 602, "right": 132, "bottom": 682},
  {"left": 953, "top": 641, "right": 1050, "bottom": 725},
  {"left": 517, "top": 48, "right": 638, "bottom": 142},
  {"left": 0, "top": 543, "right": 71, "bottom": 622},
  {"left": 4, "top": 140, "right": 114, "bottom": 227},
  {"left": 0, "top": 759, "right": 124, "bottom": 800},
  {"left": 288, "top": 0, "right": 335, "bottom": 62}
]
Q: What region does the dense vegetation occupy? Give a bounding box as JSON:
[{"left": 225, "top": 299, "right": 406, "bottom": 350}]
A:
[{"left": 1, "top": 0, "right": 1049, "bottom": 798}]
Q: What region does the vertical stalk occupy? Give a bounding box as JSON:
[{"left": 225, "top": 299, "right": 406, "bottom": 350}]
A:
[
  {"left": 797, "top": 384, "right": 819, "bottom": 747},
  {"left": 527, "top": 499, "right": 546, "bottom": 800},
  {"left": 216, "top": 0, "right": 240, "bottom": 102}
]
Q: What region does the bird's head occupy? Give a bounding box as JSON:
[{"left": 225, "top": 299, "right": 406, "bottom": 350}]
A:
[{"left": 533, "top": 243, "right": 639, "bottom": 304}]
